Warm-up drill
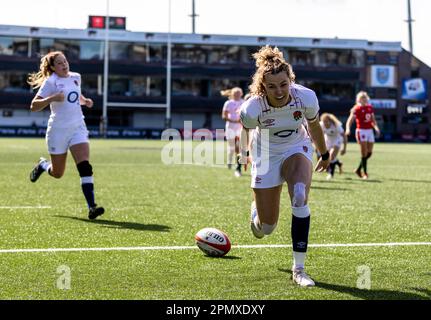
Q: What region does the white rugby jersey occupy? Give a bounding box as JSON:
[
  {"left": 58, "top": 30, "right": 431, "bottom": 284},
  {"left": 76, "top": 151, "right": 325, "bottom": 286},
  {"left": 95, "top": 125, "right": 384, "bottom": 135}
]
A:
[
  {"left": 36, "top": 72, "right": 84, "bottom": 128},
  {"left": 223, "top": 99, "right": 244, "bottom": 130},
  {"left": 320, "top": 121, "right": 344, "bottom": 142},
  {"left": 240, "top": 83, "right": 319, "bottom": 153}
]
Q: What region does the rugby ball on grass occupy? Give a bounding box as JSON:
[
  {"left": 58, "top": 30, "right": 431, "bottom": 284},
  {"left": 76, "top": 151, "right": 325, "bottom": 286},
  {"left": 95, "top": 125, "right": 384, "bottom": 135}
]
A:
[{"left": 195, "top": 228, "right": 231, "bottom": 257}]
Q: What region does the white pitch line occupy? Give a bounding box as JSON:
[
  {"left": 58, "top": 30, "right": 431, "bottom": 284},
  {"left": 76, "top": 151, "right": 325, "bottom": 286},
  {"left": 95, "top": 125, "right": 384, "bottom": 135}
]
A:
[
  {"left": 0, "top": 206, "right": 52, "bottom": 209},
  {"left": 0, "top": 242, "right": 430, "bottom": 254}
]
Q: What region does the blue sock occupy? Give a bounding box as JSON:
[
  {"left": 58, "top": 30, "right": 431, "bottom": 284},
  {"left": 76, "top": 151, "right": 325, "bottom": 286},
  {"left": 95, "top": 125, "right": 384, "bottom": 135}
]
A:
[{"left": 291, "top": 206, "right": 311, "bottom": 253}]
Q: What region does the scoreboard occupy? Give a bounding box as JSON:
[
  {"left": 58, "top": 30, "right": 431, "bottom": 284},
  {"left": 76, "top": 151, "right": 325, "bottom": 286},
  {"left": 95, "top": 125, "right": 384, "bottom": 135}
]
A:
[{"left": 88, "top": 16, "right": 126, "bottom": 30}]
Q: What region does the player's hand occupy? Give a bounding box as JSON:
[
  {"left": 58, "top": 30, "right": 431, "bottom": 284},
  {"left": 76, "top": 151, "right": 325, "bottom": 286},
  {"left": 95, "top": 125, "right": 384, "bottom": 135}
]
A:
[
  {"left": 345, "top": 129, "right": 351, "bottom": 136},
  {"left": 238, "top": 150, "right": 250, "bottom": 170},
  {"left": 375, "top": 128, "right": 381, "bottom": 138},
  {"left": 84, "top": 98, "right": 94, "bottom": 108},
  {"left": 51, "top": 92, "right": 65, "bottom": 102},
  {"left": 314, "top": 157, "right": 330, "bottom": 173}
]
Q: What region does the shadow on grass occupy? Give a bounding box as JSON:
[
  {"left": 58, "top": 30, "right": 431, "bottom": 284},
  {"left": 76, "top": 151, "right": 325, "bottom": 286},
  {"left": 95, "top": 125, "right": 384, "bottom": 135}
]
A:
[
  {"left": 203, "top": 255, "right": 242, "bottom": 260},
  {"left": 279, "top": 269, "right": 431, "bottom": 300},
  {"left": 54, "top": 216, "right": 171, "bottom": 232},
  {"left": 315, "top": 174, "right": 382, "bottom": 184},
  {"left": 388, "top": 178, "right": 431, "bottom": 184},
  {"left": 311, "top": 186, "right": 351, "bottom": 191}
]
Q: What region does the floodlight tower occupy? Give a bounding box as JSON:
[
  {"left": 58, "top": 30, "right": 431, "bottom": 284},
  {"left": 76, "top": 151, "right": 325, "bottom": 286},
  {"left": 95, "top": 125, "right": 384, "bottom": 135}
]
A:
[
  {"left": 102, "top": 0, "right": 110, "bottom": 138},
  {"left": 190, "top": 0, "right": 199, "bottom": 34},
  {"left": 406, "top": 0, "right": 414, "bottom": 55},
  {"left": 165, "top": 0, "right": 172, "bottom": 128}
]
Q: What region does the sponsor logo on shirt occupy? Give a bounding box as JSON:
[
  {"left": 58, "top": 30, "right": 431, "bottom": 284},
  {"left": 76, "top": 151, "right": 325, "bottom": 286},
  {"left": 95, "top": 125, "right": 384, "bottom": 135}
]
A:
[
  {"left": 303, "top": 146, "right": 308, "bottom": 153},
  {"left": 262, "top": 119, "right": 275, "bottom": 127},
  {"left": 254, "top": 177, "right": 262, "bottom": 184}
]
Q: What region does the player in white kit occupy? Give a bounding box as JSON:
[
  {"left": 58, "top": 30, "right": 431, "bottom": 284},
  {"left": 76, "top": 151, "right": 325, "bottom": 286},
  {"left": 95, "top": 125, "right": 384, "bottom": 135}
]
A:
[
  {"left": 239, "top": 46, "right": 330, "bottom": 287},
  {"left": 27, "top": 51, "right": 104, "bottom": 220},
  {"left": 221, "top": 87, "right": 244, "bottom": 177},
  {"left": 320, "top": 113, "right": 347, "bottom": 180}
]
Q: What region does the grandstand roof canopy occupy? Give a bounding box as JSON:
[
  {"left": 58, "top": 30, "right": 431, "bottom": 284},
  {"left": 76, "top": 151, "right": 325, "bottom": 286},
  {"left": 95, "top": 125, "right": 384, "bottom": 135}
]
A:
[{"left": 0, "top": 24, "right": 402, "bottom": 52}]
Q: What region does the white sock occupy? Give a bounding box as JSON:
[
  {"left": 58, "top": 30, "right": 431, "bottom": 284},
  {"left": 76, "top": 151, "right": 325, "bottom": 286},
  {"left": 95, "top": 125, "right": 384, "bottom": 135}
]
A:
[
  {"left": 253, "top": 213, "right": 261, "bottom": 230},
  {"left": 41, "top": 161, "right": 51, "bottom": 172},
  {"left": 227, "top": 149, "right": 234, "bottom": 165},
  {"left": 293, "top": 251, "right": 306, "bottom": 270}
]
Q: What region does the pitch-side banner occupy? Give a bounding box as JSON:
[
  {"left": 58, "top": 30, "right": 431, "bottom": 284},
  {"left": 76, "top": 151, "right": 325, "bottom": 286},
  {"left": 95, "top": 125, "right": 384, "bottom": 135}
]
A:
[{"left": 369, "top": 99, "right": 397, "bottom": 109}]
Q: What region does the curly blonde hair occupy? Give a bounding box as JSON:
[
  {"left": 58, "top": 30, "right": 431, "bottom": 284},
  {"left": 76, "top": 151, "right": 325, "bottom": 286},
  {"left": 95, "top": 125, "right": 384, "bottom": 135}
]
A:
[
  {"left": 27, "top": 51, "right": 65, "bottom": 89},
  {"left": 320, "top": 113, "right": 342, "bottom": 127},
  {"left": 249, "top": 45, "right": 295, "bottom": 97}
]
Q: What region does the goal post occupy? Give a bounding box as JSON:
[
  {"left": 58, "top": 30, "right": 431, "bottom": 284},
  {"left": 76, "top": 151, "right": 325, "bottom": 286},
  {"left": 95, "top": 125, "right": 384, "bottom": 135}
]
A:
[{"left": 101, "top": 0, "right": 172, "bottom": 138}]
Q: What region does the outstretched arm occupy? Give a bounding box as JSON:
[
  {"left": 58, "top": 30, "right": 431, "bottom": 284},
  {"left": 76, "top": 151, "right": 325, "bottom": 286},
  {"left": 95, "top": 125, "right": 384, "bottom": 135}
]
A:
[
  {"left": 341, "top": 132, "right": 347, "bottom": 155},
  {"left": 307, "top": 116, "right": 330, "bottom": 172},
  {"left": 239, "top": 126, "right": 251, "bottom": 166},
  {"left": 345, "top": 110, "right": 355, "bottom": 136}
]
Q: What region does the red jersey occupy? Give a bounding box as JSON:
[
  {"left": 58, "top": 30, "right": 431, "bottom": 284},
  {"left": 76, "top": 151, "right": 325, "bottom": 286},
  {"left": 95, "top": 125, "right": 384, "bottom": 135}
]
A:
[{"left": 353, "top": 104, "right": 375, "bottom": 129}]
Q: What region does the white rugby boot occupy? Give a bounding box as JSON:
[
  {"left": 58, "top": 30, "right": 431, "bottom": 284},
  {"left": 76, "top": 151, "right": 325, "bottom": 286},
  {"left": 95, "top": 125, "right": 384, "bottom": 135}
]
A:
[{"left": 292, "top": 267, "right": 315, "bottom": 287}]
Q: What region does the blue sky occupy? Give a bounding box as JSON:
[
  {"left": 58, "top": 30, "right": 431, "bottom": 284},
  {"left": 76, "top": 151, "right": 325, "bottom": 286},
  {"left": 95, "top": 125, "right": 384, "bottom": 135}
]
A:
[{"left": 1, "top": 0, "right": 430, "bottom": 65}]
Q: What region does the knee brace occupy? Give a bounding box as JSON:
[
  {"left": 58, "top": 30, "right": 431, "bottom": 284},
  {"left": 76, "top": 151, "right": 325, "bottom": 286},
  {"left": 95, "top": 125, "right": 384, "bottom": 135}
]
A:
[
  {"left": 262, "top": 223, "right": 277, "bottom": 235},
  {"left": 77, "top": 161, "right": 93, "bottom": 177},
  {"left": 292, "top": 183, "right": 306, "bottom": 207}
]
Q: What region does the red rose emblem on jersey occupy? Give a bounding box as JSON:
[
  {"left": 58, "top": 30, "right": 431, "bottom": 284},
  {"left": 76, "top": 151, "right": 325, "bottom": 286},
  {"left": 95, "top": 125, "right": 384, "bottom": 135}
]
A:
[{"left": 293, "top": 111, "right": 302, "bottom": 121}]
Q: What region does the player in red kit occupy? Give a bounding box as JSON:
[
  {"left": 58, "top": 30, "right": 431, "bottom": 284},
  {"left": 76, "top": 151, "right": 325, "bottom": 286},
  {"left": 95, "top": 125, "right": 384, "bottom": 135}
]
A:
[{"left": 346, "top": 91, "right": 380, "bottom": 179}]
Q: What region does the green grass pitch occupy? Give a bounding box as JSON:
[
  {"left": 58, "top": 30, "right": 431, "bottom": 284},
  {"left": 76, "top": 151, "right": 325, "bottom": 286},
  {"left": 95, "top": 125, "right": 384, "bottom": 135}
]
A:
[{"left": 0, "top": 138, "right": 430, "bottom": 300}]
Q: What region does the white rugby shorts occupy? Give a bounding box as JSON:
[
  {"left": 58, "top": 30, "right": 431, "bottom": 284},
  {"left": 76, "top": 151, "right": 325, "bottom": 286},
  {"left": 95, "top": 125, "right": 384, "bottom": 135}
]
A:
[
  {"left": 355, "top": 128, "right": 375, "bottom": 143},
  {"left": 46, "top": 122, "right": 89, "bottom": 155},
  {"left": 250, "top": 139, "right": 314, "bottom": 189},
  {"left": 225, "top": 124, "right": 241, "bottom": 140},
  {"left": 326, "top": 137, "right": 343, "bottom": 149}
]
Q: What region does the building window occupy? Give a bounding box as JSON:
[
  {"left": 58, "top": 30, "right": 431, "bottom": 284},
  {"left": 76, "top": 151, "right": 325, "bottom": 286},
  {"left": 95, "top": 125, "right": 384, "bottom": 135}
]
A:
[
  {"left": 130, "top": 43, "right": 149, "bottom": 62},
  {"left": 110, "top": 42, "right": 130, "bottom": 60},
  {"left": 38, "top": 39, "right": 80, "bottom": 60},
  {"left": 172, "top": 79, "right": 201, "bottom": 96},
  {"left": 0, "top": 71, "right": 29, "bottom": 93},
  {"left": 80, "top": 40, "right": 103, "bottom": 60},
  {"left": 0, "top": 36, "right": 29, "bottom": 56},
  {"left": 81, "top": 74, "right": 99, "bottom": 96},
  {"left": 209, "top": 79, "right": 243, "bottom": 97},
  {"left": 289, "top": 50, "right": 312, "bottom": 66}
]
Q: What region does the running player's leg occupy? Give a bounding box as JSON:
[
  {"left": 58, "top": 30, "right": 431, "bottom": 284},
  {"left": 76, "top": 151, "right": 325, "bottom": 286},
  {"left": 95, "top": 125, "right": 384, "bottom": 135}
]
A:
[
  {"left": 70, "top": 142, "right": 104, "bottom": 219},
  {"left": 30, "top": 130, "right": 68, "bottom": 182},
  {"left": 251, "top": 186, "right": 282, "bottom": 238},
  {"left": 282, "top": 154, "right": 315, "bottom": 286},
  {"left": 226, "top": 131, "right": 235, "bottom": 170},
  {"left": 362, "top": 142, "right": 374, "bottom": 179},
  {"left": 234, "top": 135, "right": 242, "bottom": 177},
  {"left": 327, "top": 145, "right": 340, "bottom": 179},
  {"left": 354, "top": 130, "right": 365, "bottom": 177}
]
